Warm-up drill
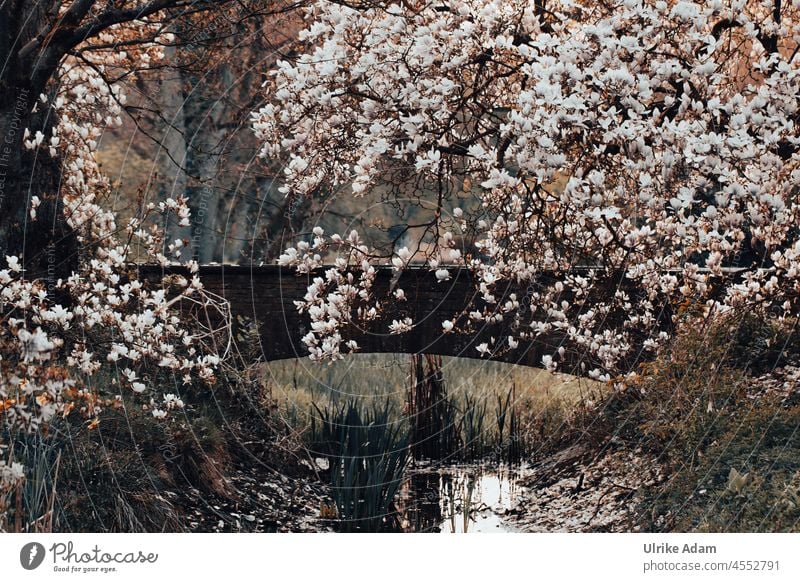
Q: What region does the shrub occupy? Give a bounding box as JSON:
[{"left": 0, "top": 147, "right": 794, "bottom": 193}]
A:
[{"left": 598, "top": 311, "right": 800, "bottom": 532}]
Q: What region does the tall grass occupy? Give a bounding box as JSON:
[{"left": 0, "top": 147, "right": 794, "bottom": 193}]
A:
[
  {"left": 408, "top": 355, "right": 459, "bottom": 460},
  {"left": 494, "top": 386, "right": 522, "bottom": 464},
  {"left": 1, "top": 431, "right": 61, "bottom": 532},
  {"left": 459, "top": 393, "right": 487, "bottom": 460},
  {"left": 596, "top": 312, "right": 800, "bottom": 532},
  {"left": 273, "top": 353, "right": 605, "bottom": 464},
  {"left": 311, "top": 400, "right": 410, "bottom": 532}
]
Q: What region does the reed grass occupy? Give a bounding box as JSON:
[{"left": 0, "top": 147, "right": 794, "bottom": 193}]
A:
[
  {"left": 310, "top": 399, "right": 410, "bottom": 532},
  {"left": 408, "top": 355, "right": 460, "bottom": 460},
  {"left": 1, "top": 431, "right": 62, "bottom": 532},
  {"left": 271, "top": 353, "right": 605, "bottom": 466},
  {"left": 458, "top": 393, "right": 488, "bottom": 460}
]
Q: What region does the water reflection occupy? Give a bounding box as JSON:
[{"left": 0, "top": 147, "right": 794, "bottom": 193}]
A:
[{"left": 396, "top": 465, "right": 521, "bottom": 533}]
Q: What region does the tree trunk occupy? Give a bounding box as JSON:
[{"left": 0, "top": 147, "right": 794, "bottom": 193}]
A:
[
  {"left": 156, "top": 45, "right": 193, "bottom": 249},
  {"left": 0, "top": 82, "right": 77, "bottom": 285},
  {"left": 0, "top": 2, "right": 78, "bottom": 284},
  {"left": 183, "top": 63, "right": 230, "bottom": 264}
]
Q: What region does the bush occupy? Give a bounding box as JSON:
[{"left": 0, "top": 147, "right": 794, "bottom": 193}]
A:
[{"left": 598, "top": 311, "right": 800, "bottom": 532}]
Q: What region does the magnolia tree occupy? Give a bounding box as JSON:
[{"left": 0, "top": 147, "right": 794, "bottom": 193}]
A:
[
  {"left": 2, "top": 75, "right": 226, "bottom": 511},
  {"left": 254, "top": 0, "right": 800, "bottom": 375},
  {"left": 0, "top": 2, "right": 273, "bottom": 505}
]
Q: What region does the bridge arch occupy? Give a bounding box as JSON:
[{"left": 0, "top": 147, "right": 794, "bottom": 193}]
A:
[{"left": 139, "top": 265, "right": 659, "bottom": 378}]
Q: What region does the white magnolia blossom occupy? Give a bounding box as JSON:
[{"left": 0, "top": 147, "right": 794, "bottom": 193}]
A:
[
  {"left": 1, "top": 20, "right": 231, "bottom": 485},
  {"left": 0, "top": 459, "right": 24, "bottom": 492},
  {"left": 389, "top": 317, "right": 414, "bottom": 334},
  {"left": 280, "top": 229, "right": 381, "bottom": 360},
  {"left": 435, "top": 269, "right": 451, "bottom": 282},
  {"left": 255, "top": 0, "right": 800, "bottom": 375}
]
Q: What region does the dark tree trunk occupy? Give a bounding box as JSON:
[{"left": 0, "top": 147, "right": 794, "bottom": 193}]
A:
[
  {"left": 0, "top": 1, "right": 78, "bottom": 282},
  {"left": 0, "top": 0, "right": 292, "bottom": 275},
  {"left": 0, "top": 83, "right": 78, "bottom": 283}
]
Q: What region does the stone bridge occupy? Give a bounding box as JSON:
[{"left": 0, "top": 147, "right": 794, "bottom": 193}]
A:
[{"left": 139, "top": 265, "right": 673, "bottom": 377}]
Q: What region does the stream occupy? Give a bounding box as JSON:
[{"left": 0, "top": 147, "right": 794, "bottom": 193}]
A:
[{"left": 396, "top": 464, "right": 524, "bottom": 533}]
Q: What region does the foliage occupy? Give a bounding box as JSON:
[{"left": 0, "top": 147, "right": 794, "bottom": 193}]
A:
[
  {"left": 259, "top": 0, "right": 800, "bottom": 388},
  {"left": 0, "top": 387, "right": 283, "bottom": 532},
  {"left": 597, "top": 311, "right": 800, "bottom": 532},
  {"left": 0, "top": 431, "right": 61, "bottom": 532},
  {"left": 311, "top": 399, "right": 410, "bottom": 532},
  {"left": 282, "top": 354, "right": 601, "bottom": 463}
]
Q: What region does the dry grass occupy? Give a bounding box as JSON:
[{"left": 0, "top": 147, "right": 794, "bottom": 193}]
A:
[{"left": 264, "top": 354, "right": 605, "bottom": 459}]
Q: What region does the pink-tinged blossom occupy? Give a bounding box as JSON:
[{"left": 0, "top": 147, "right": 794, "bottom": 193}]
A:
[
  {"left": 1, "top": 28, "right": 230, "bottom": 486},
  {"left": 254, "top": 0, "right": 800, "bottom": 374}
]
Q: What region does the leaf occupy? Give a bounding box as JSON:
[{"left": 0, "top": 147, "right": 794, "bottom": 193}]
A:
[{"left": 726, "top": 467, "right": 749, "bottom": 495}]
